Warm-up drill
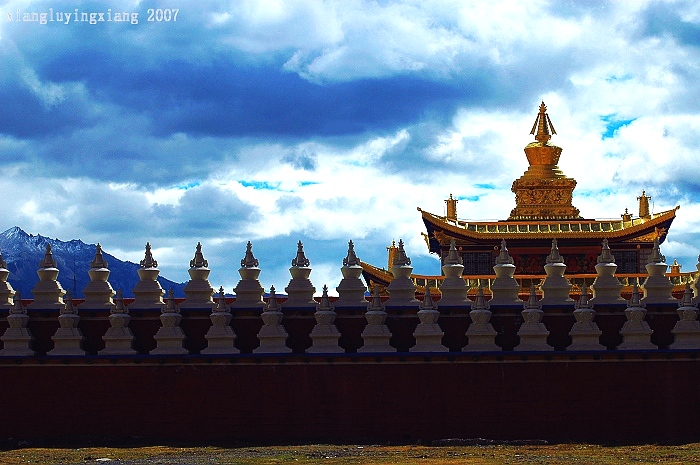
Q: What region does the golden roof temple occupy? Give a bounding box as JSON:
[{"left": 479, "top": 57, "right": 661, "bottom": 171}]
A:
[{"left": 361, "top": 102, "right": 680, "bottom": 292}]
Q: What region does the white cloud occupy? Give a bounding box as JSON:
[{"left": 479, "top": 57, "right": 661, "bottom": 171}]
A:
[{"left": 4, "top": 0, "right": 700, "bottom": 292}]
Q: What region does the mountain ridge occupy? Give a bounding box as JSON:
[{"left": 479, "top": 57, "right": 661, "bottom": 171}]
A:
[{"left": 0, "top": 226, "right": 186, "bottom": 299}]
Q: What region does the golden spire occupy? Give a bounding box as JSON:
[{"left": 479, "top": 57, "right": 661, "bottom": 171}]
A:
[
  {"left": 530, "top": 101, "right": 557, "bottom": 143},
  {"left": 509, "top": 101, "right": 580, "bottom": 220}
]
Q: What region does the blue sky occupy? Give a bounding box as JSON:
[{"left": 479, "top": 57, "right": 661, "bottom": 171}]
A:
[{"left": 1, "top": 0, "right": 700, "bottom": 294}]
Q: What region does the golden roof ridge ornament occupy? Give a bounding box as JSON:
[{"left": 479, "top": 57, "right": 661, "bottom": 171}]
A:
[
  {"left": 509, "top": 101, "right": 581, "bottom": 220},
  {"left": 530, "top": 101, "right": 557, "bottom": 143}
]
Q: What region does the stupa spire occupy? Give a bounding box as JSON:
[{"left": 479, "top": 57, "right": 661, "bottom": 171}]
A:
[
  {"left": 216, "top": 287, "right": 227, "bottom": 311},
  {"left": 445, "top": 238, "right": 462, "bottom": 265},
  {"left": 576, "top": 285, "right": 592, "bottom": 309},
  {"left": 421, "top": 288, "right": 436, "bottom": 310},
  {"left": 291, "top": 241, "right": 310, "bottom": 267},
  {"left": 629, "top": 283, "right": 644, "bottom": 308},
  {"left": 524, "top": 282, "right": 540, "bottom": 310},
  {"left": 63, "top": 290, "right": 75, "bottom": 314},
  {"left": 369, "top": 285, "right": 384, "bottom": 311},
  {"left": 182, "top": 242, "right": 215, "bottom": 308},
  {"left": 680, "top": 282, "right": 695, "bottom": 308},
  {"left": 11, "top": 290, "right": 23, "bottom": 314},
  {"left": 648, "top": 237, "right": 666, "bottom": 264},
  {"left": 547, "top": 238, "right": 564, "bottom": 264},
  {"left": 496, "top": 239, "right": 514, "bottom": 265},
  {"left": 530, "top": 101, "right": 557, "bottom": 143},
  {"left": 39, "top": 244, "right": 57, "bottom": 269},
  {"left": 241, "top": 241, "right": 259, "bottom": 268},
  {"left": 113, "top": 289, "right": 126, "bottom": 313},
  {"left": 597, "top": 239, "right": 615, "bottom": 264},
  {"left": 190, "top": 242, "right": 208, "bottom": 268},
  {"left": 266, "top": 285, "right": 280, "bottom": 312},
  {"left": 336, "top": 239, "right": 367, "bottom": 307},
  {"left": 393, "top": 239, "right": 411, "bottom": 266},
  {"left": 343, "top": 240, "right": 360, "bottom": 267},
  {"left": 472, "top": 284, "right": 489, "bottom": 310},
  {"left": 91, "top": 243, "right": 109, "bottom": 269},
  {"left": 140, "top": 242, "right": 158, "bottom": 268},
  {"left": 319, "top": 284, "right": 332, "bottom": 310}
]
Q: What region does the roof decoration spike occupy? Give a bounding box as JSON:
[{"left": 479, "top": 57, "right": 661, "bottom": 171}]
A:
[
  {"left": 291, "top": 240, "right": 310, "bottom": 267},
  {"left": 529, "top": 101, "right": 557, "bottom": 143},
  {"left": 546, "top": 238, "right": 564, "bottom": 264},
  {"left": 266, "top": 285, "right": 279, "bottom": 311},
  {"left": 393, "top": 239, "right": 412, "bottom": 267},
  {"left": 140, "top": 242, "right": 158, "bottom": 268},
  {"left": 445, "top": 238, "right": 462, "bottom": 265},
  {"left": 524, "top": 282, "right": 541, "bottom": 310},
  {"left": 241, "top": 241, "right": 259, "bottom": 268},
  {"left": 39, "top": 244, "right": 57, "bottom": 269},
  {"left": 190, "top": 242, "right": 208, "bottom": 268},
  {"left": 0, "top": 250, "right": 6, "bottom": 269},
  {"left": 91, "top": 243, "right": 109, "bottom": 269},
  {"left": 343, "top": 240, "right": 360, "bottom": 267},
  {"left": 495, "top": 239, "right": 514, "bottom": 265},
  {"left": 648, "top": 237, "right": 666, "bottom": 264},
  {"left": 597, "top": 239, "right": 615, "bottom": 264}
]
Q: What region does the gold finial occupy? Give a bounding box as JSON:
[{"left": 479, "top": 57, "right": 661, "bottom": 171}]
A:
[
  {"left": 637, "top": 190, "right": 651, "bottom": 219},
  {"left": 621, "top": 207, "right": 632, "bottom": 222},
  {"left": 386, "top": 240, "right": 398, "bottom": 270},
  {"left": 445, "top": 193, "right": 458, "bottom": 220},
  {"left": 530, "top": 101, "right": 557, "bottom": 143}
]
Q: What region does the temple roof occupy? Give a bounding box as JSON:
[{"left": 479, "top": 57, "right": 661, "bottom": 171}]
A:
[{"left": 419, "top": 206, "right": 679, "bottom": 249}]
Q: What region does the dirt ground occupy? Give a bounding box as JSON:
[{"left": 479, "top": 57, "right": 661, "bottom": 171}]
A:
[{"left": 1, "top": 442, "right": 700, "bottom": 465}]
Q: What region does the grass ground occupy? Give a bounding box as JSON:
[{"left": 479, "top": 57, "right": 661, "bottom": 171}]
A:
[{"left": 1, "top": 443, "right": 700, "bottom": 465}]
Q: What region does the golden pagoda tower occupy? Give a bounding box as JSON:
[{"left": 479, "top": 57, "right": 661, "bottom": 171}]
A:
[{"left": 509, "top": 102, "right": 581, "bottom": 220}]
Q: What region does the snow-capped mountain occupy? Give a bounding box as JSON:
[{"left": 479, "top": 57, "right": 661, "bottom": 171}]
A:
[{"left": 0, "top": 226, "right": 186, "bottom": 299}]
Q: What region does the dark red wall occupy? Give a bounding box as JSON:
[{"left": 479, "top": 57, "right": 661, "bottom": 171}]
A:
[{"left": 1, "top": 353, "right": 699, "bottom": 443}]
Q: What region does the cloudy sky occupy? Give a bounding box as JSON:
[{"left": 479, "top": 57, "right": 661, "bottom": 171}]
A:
[{"left": 1, "top": 0, "right": 699, "bottom": 295}]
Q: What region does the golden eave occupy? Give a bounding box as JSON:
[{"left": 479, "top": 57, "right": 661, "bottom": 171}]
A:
[
  {"left": 418, "top": 206, "right": 679, "bottom": 241},
  {"left": 359, "top": 260, "right": 393, "bottom": 279}
]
